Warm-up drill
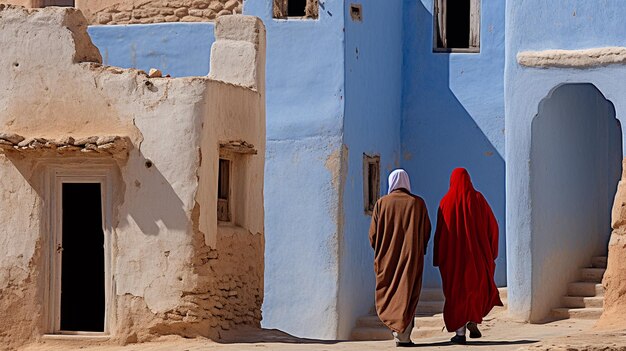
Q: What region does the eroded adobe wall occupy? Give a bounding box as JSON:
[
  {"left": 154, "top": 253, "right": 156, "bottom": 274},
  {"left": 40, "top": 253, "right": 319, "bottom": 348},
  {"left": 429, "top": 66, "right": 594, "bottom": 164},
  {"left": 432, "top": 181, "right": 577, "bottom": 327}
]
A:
[
  {"left": 0, "top": 6, "right": 264, "bottom": 348},
  {"left": 76, "top": 0, "right": 242, "bottom": 24},
  {"left": 597, "top": 158, "right": 626, "bottom": 330}
]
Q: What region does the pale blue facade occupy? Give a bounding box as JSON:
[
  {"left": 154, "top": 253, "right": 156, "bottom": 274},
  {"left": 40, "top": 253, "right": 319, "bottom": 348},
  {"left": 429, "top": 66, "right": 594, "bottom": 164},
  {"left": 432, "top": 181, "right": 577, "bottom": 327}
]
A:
[
  {"left": 505, "top": 1, "right": 625, "bottom": 322},
  {"left": 84, "top": 0, "right": 624, "bottom": 341}
]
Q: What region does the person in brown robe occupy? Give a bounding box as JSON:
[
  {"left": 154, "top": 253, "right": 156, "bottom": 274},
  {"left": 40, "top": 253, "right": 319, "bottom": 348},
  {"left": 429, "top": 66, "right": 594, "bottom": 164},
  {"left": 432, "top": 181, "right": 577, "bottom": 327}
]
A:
[{"left": 369, "top": 169, "right": 431, "bottom": 347}]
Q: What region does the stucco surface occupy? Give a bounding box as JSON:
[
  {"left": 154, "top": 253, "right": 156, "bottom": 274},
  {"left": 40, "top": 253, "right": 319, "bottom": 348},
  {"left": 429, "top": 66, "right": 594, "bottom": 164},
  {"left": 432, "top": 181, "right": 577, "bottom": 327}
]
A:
[
  {"left": 597, "top": 159, "right": 626, "bottom": 330},
  {"left": 402, "top": 0, "right": 506, "bottom": 288},
  {"left": 244, "top": 0, "right": 346, "bottom": 340},
  {"left": 0, "top": 7, "right": 265, "bottom": 349},
  {"left": 339, "top": 0, "right": 403, "bottom": 338},
  {"left": 88, "top": 23, "right": 215, "bottom": 78},
  {"left": 505, "top": 1, "right": 626, "bottom": 321},
  {"left": 529, "top": 83, "right": 620, "bottom": 321}
]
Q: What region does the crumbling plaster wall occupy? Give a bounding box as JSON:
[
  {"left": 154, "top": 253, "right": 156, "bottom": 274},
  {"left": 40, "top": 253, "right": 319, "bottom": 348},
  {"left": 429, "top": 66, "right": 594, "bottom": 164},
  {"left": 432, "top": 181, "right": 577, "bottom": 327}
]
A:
[
  {"left": 598, "top": 158, "right": 626, "bottom": 330},
  {"left": 0, "top": 6, "right": 264, "bottom": 348}
]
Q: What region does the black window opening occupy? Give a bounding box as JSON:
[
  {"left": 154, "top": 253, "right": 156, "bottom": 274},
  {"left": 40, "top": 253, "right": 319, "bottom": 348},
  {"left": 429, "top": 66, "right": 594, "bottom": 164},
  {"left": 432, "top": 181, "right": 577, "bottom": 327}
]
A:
[
  {"left": 41, "top": 0, "right": 75, "bottom": 7},
  {"left": 218, "top": 159, "right": 231, "bottom": 222},
  {"left": 288, "top": 0, "right": 306, "bottom": 16},
  {"left": 435, "top": 0, "right": 480, "bottom": 51},
  {"left": 363, "top": 154, "right": 380, "bottom": 214},
  {"left": 60, "top": 183, "right": 105, "bottom": 332},
  {"left": 274, "top": 0, "right": 318, "bottom": 19}
]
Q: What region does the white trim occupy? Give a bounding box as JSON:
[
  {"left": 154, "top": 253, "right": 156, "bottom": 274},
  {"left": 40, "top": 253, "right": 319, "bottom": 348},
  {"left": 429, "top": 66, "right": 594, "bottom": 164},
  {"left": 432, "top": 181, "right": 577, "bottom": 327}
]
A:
[{"left": 44, "top": 164, "right": 115, "bottom": 335}]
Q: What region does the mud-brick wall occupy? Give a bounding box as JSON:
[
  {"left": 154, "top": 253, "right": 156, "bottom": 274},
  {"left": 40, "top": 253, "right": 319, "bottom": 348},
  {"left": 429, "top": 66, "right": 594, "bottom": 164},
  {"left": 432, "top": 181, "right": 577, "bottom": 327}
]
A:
[
  {"left": 78, "top": 0, "right": 242, "bottom": 25},
  {"left": 163, "top": 225, "right": 264, "bottom": 335}
]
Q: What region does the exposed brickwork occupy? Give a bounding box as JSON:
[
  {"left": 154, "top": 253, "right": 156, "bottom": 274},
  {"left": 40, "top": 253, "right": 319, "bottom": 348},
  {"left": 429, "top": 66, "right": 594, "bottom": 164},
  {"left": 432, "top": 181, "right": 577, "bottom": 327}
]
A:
[{"left": 92, "top": 0, "right": 242, "bottom": 25}]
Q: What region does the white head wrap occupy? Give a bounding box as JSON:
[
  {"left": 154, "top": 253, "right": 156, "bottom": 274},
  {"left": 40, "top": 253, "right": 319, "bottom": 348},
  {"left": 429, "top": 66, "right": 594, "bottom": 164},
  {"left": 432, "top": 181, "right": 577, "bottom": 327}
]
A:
[{"left": 388, "top": 169, "right": 411, "bottom": 194}]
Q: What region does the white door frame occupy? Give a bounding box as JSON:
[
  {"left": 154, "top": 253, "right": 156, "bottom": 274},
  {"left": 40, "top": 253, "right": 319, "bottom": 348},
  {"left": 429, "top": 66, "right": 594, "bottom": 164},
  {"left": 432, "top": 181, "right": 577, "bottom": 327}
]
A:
[{"left": 44, "top": 165, "right": 114, "bottom": 335}]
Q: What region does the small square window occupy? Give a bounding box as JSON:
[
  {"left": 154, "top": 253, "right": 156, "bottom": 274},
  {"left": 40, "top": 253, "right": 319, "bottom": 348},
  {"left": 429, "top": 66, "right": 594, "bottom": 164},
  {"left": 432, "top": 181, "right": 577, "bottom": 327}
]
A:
[
  {"left": 39, "top": 0, "right": 75, "bottom": 6},
  {"left": 363, "top": 154, "right": 380, "bottom": 215},
  {"left": 434, "top": 0, "right": 480, "bottom": 52},
  {"left": 350, "top": 3, "right": 362, "bottom": 22},
  {"left": 274, "top": 0, "right": 319, "bottom": 19},
  {"left": 217, "top": 158, "right": 231, "bottom": 222}
]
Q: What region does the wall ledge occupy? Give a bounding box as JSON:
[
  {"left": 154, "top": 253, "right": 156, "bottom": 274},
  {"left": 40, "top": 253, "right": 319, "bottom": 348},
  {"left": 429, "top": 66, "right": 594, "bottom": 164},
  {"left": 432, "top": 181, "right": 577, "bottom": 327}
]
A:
[{"left": 517, "top": 47, "right": 626, "bottom": 68}]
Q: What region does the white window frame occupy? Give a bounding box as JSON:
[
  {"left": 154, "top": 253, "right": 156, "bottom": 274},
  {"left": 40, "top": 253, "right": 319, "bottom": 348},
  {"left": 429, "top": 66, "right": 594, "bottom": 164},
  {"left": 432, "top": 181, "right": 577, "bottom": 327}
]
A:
[
  {"left": 433, "top": 0, "right": 480, "bottom": 53},
  {"left": 43, "top": 165, "right": 114, "bottom": 336}
]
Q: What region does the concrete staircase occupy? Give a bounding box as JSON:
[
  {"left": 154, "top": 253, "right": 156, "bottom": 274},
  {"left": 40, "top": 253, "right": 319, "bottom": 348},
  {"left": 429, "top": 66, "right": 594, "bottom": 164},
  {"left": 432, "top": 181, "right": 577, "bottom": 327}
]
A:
[
  {"left": 350, "top": 288, "right": 508, "bottom": 341},
  {"left": 551, "top": 256, "right": 606, "bottom": 320}
]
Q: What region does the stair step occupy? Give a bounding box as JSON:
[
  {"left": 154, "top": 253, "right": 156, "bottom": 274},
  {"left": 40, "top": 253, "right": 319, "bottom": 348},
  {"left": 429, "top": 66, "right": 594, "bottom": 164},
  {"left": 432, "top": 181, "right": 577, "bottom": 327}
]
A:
[
  {"left": 358, "top": 314, "right": 444, "bottom": 328},
  {"left": 552, "top": 307, "right": 603, "bottom": 320},
  {"left": 411, "top": 327, "right": 444, "bottom": 339},
  {"left": 580, "top": 268, "right": 606, "bottom": 283},
  {"left": 356, "top": 315, "right": 385, "bottom": 328},
  {"left": 568, "top": 282, "right": 604, "bottom": 297},
  {"left": 561, "top": 296, "right": 604, "bottom": 308},
  {"left": 592, "top": 256, "right": 608, "bottom": 269},
  {"left": 416, "top": 300, "right": 444, "bottom": 314},
  {"left": 419, "top": 288, "right": 444, "bottom": 301},
  {"left": 351, "top": 327, "right": 393, "bottom": 341},
  {"left": 498, "top": 287, "right": 508, "bottom": 300}
]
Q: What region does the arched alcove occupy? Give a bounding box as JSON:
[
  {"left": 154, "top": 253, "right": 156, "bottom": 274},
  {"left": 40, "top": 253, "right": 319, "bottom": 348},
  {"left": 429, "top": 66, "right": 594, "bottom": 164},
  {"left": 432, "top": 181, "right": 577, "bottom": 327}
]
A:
[{"left": 529, "top": 83, "right": 622, "bottom": 320}]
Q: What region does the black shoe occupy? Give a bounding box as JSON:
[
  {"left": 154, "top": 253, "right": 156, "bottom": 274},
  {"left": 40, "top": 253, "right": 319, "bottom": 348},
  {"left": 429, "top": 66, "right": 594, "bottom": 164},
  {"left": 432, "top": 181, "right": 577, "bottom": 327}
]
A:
[
  {"left": 467, "top": 322, "right": 482, "bottom": 339},
  {"left": 395, "top": 341, "right": 414, "bottom": 347},
  {"left": 450, "top": 335, "right": 466, "bottom": 345}
]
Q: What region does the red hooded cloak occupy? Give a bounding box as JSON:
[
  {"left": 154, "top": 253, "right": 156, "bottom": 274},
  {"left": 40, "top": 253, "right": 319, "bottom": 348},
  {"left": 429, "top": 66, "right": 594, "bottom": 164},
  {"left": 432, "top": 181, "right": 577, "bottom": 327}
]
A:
[{"left": 434, "top": 168, "right": 503, "bottom": 332}]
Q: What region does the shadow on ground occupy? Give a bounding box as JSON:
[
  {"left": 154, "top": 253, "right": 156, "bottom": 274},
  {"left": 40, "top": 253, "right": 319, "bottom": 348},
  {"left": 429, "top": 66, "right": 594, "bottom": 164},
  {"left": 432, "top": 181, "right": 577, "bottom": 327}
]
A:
[
  {"left": 411, "top": 340, "right": 538, "bottom": 348},
  {"left": 218, "top": 327, "right": 537, "bottom": 348},
  {"left": 218, "top": 327, "right": 344, "bottom": 344}
]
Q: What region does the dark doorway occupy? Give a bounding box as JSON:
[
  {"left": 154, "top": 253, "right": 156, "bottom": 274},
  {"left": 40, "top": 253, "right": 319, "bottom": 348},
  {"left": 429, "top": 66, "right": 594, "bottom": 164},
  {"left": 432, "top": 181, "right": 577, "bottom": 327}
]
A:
[
  {"left": 446, "top": 0, "right": 470, "bottom": 48},
  {"left": 60, "top": 183, "right": 105, "bottom": 332},
  {"left": 287, "top": 0, "right": 306, "bottom": 16}
]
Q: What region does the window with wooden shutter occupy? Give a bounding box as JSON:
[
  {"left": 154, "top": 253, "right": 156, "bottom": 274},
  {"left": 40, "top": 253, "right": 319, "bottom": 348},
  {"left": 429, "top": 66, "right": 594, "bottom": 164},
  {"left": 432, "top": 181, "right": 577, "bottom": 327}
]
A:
[
  {"left": 274, "top": 0, "right": 318, "bottom": 19},
  {"left": 434, "top": 0, "right": 480, "bottom": 52}
]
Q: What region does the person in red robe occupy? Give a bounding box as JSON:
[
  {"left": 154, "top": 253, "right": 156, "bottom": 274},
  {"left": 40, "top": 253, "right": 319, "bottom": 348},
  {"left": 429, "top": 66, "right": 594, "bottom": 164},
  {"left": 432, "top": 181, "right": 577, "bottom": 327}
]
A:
[{"left": 434, "top": 168, "right": 503, "bottom": 345}]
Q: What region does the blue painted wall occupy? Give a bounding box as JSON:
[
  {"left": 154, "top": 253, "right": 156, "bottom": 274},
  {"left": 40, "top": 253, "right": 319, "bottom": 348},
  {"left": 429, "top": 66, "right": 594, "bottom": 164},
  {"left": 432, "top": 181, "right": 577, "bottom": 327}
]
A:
[
  {"left": 505, "top": 1, "right": 626, "bottom": 321},
  {"left": 339, "top": 0, "right": 403, "bottom": 337},
  {"left": 244, "top": 0, "right": 347, "bottom": 339},
  {"left": 401, "top": 0, "right": 507, "bottom": 288},
  {"left": 88, "top": 23, "right": 215, "bottom": 77}
]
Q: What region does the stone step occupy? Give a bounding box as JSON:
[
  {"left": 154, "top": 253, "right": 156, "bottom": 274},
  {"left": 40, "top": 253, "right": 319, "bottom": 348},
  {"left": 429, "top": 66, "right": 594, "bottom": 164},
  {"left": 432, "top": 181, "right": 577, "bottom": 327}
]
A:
[
  {"left": 552, "top": 307, "right": 603, "bottom": 320},
  {"left": 357, "top": 314, "right": 444, "bottom": 329},
  {"left": 591, "top": 256, "right": 608, "bottom": 269},
  {"left": 411, "top": 327, "right": 444, "bottom": 339},
  {"left": 355, "top": 315, "right": 385, "bottom": 328},
  {"left": 561, "top": 296, "right": 604, "bottom": 308},
  {"left": 498, "top": 287, "right": 508, "bottom": 300},
  {"left": 580, "top": 268, "right": 606, "bottom": 283},
  {"left": 351, "top": 327, "right": 393, "bottom": 341},
  {"left": 416, "top": 300, "right": 444, "bottom": 315},
  {"left": 567, "top": 282, "right": 604, "bottom": 297},
  {"left": 419, "top": 288, "right": 444, "bottom": 301}
]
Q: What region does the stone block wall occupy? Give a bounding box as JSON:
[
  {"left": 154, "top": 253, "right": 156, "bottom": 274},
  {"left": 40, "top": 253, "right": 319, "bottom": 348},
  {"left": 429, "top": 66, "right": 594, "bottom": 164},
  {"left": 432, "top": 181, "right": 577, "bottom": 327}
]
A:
[{"left": 87, "top": 0, "right": 242, "bottom": 25}]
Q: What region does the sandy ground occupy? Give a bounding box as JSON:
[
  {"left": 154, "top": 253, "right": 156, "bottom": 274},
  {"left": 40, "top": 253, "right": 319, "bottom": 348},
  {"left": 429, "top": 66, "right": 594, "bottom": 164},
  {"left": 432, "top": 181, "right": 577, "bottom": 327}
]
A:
[{"left": 18, "top": 307, "right": 624, "bottom": 351}]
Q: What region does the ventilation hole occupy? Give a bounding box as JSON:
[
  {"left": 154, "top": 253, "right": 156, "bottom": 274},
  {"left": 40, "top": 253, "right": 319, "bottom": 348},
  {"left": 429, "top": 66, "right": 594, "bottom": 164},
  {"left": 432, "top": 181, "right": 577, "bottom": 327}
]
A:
[{"left": 145, "top": 160, "right": 153, "bottom": 169}]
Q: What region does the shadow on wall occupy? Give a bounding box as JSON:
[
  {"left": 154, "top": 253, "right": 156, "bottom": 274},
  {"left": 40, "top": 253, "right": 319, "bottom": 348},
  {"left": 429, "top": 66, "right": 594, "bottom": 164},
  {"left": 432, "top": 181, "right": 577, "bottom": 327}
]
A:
[
  {"left": 6, "top": 149, "right": 190, "bottom": 237},
  {"left": 529, "top": 83, "right": 622, "bottom": 321},
  {"left": 402, "top": 1, "right": 506, "bottom": 287},
  {"left": 117, "top": 150, "right": 190, "bottom": 236}
]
